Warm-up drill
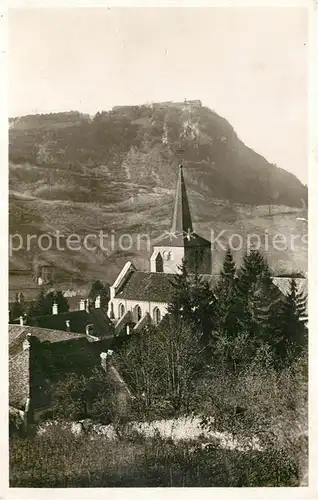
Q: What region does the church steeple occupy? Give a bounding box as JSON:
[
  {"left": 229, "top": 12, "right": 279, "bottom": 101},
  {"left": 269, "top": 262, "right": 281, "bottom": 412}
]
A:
[
  {"left": 150, "top": 163, "right": 211, "bottom": 274},
  {"left": 171, "top": 165, "right": 193, "bottom": 234}
]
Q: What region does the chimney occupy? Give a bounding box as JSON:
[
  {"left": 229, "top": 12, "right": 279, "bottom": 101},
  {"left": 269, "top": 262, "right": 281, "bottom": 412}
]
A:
[
  {"left": 79, "top": 299, "right": 85, "bottom": 311},
  {"left": 52, "top": 302, "right": 58, "bottom": 315},
  {"left": 19, "top": 316, "right": 24, "bottom": 326},
  {"left": 95, "top": 295, "right": 101, "bottom": 309},
  {"left": 23, "top": 333, "right": 32, "bottom": 351},
  {"left": 100, "top": 352, "right": 107, "bottom": 371},
  {"left": 65, "top": 320, "right": 70, "bottom": 331}
]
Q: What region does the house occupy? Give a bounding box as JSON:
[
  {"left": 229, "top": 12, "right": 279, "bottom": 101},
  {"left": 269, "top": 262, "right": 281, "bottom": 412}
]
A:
[
  {"left": 9, "top": 323, "right": 115, "bottom": 425},
  {"left": 19, "top": 295, "right": 114, "bottom": 340},
  {"left": 108, "top": 164, "right": 308, "bottom": 336}
]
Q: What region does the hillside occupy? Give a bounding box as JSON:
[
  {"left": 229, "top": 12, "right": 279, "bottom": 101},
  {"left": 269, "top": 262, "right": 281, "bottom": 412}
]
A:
[
  {"left": 9, "top": 102, "right": 307, "bottom": 207},
  {"left": 9, "top": 101, "right": 308, "bottom": 290}
]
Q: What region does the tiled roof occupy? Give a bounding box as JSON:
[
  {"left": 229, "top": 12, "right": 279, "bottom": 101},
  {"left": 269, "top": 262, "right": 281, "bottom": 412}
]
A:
[
  {"left": 115, "top": 272, "right": 175, "bottom": 302},
  {"left": 9, "top": 324, "right": 86, "bottom": 357},
  {"left": 27, "top": 308, "right": 113, "bottom": 338},
  {"left": 115, "top": 272, "right": 221, "bottom": 302},
  {"left": 115, "top": 271, "right": 308, "bottom": 306},
  {"left": 9, "top": 324, "right": 29, "bottom": 345}
]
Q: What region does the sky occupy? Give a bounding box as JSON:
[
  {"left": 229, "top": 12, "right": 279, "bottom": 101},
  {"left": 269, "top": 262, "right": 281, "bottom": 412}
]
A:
[{"left": 9, "top": 7, "right": 308, "bottom": 183}]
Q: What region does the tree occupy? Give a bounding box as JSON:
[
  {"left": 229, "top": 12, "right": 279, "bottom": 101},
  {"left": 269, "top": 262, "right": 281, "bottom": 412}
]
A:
[
  {"left": 54, "top": 368, "right": 115, "bottom": 424},
  {"left": 213, "top": 248, "right": 238, "bottom": 338},
  {"left": 154, "top": 317, "right": 204, "bottom": 412},
  {"left": 28, "top": 289, "right": 47, "bottom": 317},
  {"left": 116, "top": 317, "right": 204, "bottom": 417},
  {"left": 168, "top": 260, "right": 191, "bottom": 318},
  {"left": 168, "top": 260, "right": 216, "bottom": 346},
  {"left": 88, "top": 280, "right": 109, "bottom": 309},
  {"left": 28, "top": 290, "right": 69, "bottom": 317},
  {"left": 273, "top": 277, "right": 307, "bottom": 366},
  {"left": 200, "top": 349, "right": 307, "bottom": 460},
  {"left": 234, "top": 250, "right": 281, "bottom": 347},
  {"left": 54, "top": 291, "right": 70, "bottom": 314},
  {"left": 115, "top": 324, "right": 160, "bottom": 414},
  {"left": 11, "top": 293, "right": 25, "bottom": 321}
]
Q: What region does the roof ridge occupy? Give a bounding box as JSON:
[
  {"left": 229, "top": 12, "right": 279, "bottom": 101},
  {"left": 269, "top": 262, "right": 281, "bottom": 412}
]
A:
[
  {"left": 29, "top": 309, "right": 88, "bottom": 320},
  {"left": 9, "top": 323, "right": 86, "bottom": 336}
]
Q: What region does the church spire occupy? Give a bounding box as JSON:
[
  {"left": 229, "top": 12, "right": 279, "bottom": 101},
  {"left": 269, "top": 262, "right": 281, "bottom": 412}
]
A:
[{"left": 171, "top": 164, "right": 193, "bottom": 234}]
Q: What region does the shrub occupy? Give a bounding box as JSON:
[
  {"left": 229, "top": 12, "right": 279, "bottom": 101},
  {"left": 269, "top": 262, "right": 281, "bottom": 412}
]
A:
[{"left": 10, "top": 430, "right": 299, "bottom": 487}]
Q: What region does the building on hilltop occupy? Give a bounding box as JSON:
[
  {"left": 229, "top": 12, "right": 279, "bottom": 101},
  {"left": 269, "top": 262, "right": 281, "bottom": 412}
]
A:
[{"left": 108, "top": 165, "right": 213, "bottom": 335}]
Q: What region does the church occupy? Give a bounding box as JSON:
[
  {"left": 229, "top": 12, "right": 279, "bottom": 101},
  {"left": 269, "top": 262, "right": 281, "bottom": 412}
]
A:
[
  {"left": 107, "top": 165, "right": 214, "bottom": 335},
  {"left": 107, "top": 165, "right": 308, "bottom": 336}
]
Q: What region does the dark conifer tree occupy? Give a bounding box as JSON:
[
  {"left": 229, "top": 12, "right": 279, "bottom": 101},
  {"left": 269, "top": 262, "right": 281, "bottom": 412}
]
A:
[
  {"left": 11, "top": 293, "right": 25, "bottom": 321},
  {"left": 28, "top": 289, "right": 47, "bottom": 318},
  {"left": 28, "top": 290, "right": 69, "bottom": 317},
  {"left": 274, "top": 277, "right": 307, "bottom": 365},
  {"left": 213, "top": 248, "right": 237, "bottom": 337},
  {"left": 189, "top": 271, "right": 216, "bottom": 345},
  {"left": 234, "top": 249, "right": 281, "bottom": 345},
  {"left": 54, "top": 290, "right": 70, "bottom": 313},
  {"left": 168, "top": 259, "right": 216, "bottom": 345},
  {"left": 168, "top": 259, "right": 192, "bottom": 319},
  {"left": 88, "top": 280, "right": 109, "bottom": 309}
]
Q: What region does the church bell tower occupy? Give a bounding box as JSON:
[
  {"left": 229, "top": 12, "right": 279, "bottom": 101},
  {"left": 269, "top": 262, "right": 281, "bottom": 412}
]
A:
[{"left": 150, "top": 165, "right": 211, "bottom": 274}]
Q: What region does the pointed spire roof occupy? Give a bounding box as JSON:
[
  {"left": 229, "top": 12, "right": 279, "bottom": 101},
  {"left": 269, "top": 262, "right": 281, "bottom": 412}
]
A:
[{"left": 171, "top": 165, "right": 193, "bottom": 234}]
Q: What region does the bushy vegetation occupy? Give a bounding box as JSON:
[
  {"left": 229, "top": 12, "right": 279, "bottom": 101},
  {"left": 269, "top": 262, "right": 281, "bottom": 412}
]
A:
[
  {"left": 10, "top": 249, "right": 308, "bottom": 486},
  {"left": 10, "top": 427, "right": 300, "bottom": 487},
  {"left": 53, "top": 368, "right": 115, "bottom": 424}
]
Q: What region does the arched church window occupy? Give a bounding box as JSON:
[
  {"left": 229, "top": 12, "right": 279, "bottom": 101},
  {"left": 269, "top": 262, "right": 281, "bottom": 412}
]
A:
[
  {"left": 163, "top": 250, "right": 172, "bottom": 261},
  {"left": 155, "top": 252, "right": 163, "bottom": 272},
  {"left": 153, "top": 307, "right": 161, "bottom": 325},
  {"left": 134, "top": 305, "right": 142, "bottom": 322},
  {"left": 109, "top": 302, "right": 115, "bottom": 319},
  {"left": 119, "top": 303, "right": 125, "bottom": 318}
]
